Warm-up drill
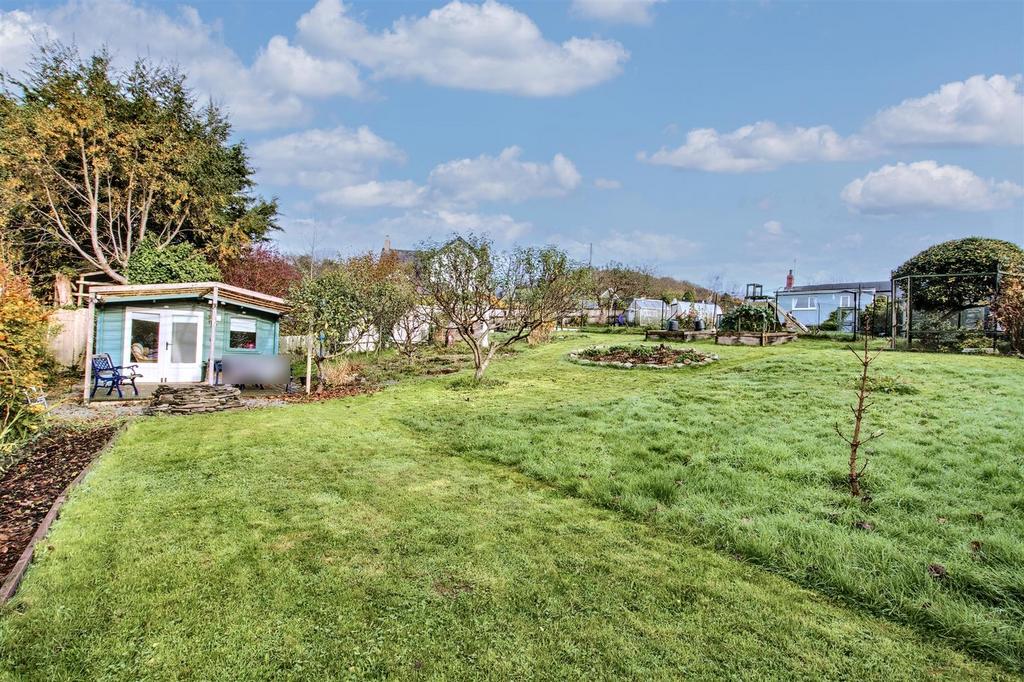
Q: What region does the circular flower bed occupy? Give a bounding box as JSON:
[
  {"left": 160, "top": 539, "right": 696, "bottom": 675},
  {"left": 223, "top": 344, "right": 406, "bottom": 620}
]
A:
[{"left": 567, "top": 344, "right": 718, "bottom": 369}]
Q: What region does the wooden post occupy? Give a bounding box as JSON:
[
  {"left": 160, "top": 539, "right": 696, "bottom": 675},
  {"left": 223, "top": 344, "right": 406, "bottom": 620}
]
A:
[
  {"left": 82, "top": 294, "right": 96, "bottom": 404},
  {"left": 305, "top": 332, "right": 313, "bottom": 395},
  {"left": 207, "top": 286, "right": 219, "bottom": 384},
  {"left": 906, "top": 276, "right": 913, "bottom": 349},
  {"left": 889, "top": 276, "right": 896, "bottom": 349}
]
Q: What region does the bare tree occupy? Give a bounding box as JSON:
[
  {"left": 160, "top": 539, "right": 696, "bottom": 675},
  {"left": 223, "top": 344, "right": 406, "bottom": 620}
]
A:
[
  {"left": 591, "top": 262, "right": 654, "bottom": 322},
  {"left": 834, "top": 333, "right": 885, "bottom": 496},
  {"left": 418, "top": 235, "right": 587, "bottom": 381}
]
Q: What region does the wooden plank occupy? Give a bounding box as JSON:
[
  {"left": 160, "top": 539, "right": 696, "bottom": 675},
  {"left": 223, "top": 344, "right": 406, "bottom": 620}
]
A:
[{"left": 82, "top": 296, "right": 96, "bottom": 403}]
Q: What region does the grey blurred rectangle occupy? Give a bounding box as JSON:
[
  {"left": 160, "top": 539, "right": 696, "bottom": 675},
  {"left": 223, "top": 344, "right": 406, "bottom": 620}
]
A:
[{"left": 221, "top": 355, "right": 290, "bottom": 386}]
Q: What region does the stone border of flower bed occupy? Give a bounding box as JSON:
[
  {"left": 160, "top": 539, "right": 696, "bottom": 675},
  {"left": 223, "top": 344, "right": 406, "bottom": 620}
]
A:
[{"left": 566, "top": 346, "right": 719, "bottom": 370}]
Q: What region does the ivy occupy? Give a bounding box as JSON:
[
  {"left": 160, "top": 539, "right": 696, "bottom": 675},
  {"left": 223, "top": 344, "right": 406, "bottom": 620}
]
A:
[{"left": 124, "top": 237, "right": 221, "bottom": 284}]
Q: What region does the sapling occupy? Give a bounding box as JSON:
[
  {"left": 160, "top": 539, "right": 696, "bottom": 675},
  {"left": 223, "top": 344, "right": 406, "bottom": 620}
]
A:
[{"left": 834, "top": 332, "right": 885, "bottom": 496}]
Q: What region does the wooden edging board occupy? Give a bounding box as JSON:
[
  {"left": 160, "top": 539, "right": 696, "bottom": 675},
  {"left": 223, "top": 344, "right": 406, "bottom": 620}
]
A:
[{"left": 0, "top": 427, "right": 123, "bottom": 604}]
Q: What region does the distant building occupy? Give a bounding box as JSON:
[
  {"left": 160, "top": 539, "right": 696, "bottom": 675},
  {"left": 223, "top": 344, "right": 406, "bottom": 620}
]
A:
[{"left": 775, "top": 271, "right": 890, "bottom": 330}]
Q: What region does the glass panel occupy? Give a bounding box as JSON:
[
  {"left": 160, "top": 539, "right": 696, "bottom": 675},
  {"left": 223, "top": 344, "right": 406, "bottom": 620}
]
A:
[
  {"left": 129, "top": 315, "right": 159, "bottom": 363},
  {"left": 229, "top": 317, "right": 257, "bottom": 350},
  {"left": 171, "top": 320, "right": 199, "bottom": 363}
]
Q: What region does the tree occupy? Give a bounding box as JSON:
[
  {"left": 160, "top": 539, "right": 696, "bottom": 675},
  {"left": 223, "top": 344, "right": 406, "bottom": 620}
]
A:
[
  {"left": 123, "top": 236, "right": 220, "bottom": 284},
  {"left": 222, "top": 243, "right": 301, "bottom": 298},
  {"left": 344, "top": 250, "right": 417, "bottom": 354},
  {"left": 0, "top": 45, "right": 277, "bottom": 286},
  {"left": 591, "top": 262, "right": 653, "bottom": 321},
  {"left": 418, "top": 236, "right": 588, "bottom": 381},
  {"left": 992, "top": 276, "right": 1024, "bottom": 354},
  {"left": 0, "top": 247, "right": 52, "bottom": 451},
  {"left": 893, "top": 238, "right": 1024, "bottom": 313},
  {"left": 288, "top": 268, "right": 371, "bottom": 390},
  {"left": 834, "top": 333, "right": 884, "bottom": 497}
]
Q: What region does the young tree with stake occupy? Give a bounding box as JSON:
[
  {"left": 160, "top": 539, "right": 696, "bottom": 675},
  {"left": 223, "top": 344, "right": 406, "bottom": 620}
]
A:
[{"left": 835, "top": 333, "right": 885, "bottom": 496}]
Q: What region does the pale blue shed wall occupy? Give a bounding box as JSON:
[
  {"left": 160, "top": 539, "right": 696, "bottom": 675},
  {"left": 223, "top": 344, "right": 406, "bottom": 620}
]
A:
[{"left": 94, "top": 300, "right": 280, "bottom": 367}]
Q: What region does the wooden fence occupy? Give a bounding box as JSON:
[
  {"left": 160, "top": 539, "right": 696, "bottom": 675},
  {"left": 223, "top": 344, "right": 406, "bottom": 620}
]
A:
[{"left": 48, "top": 308, "right": 91, "bottom": 368}]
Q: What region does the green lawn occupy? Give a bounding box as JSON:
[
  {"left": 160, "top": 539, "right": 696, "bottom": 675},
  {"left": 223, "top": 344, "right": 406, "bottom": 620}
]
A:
[{"left": 2, "top": 334, "right": 1022, "bottom": 679}]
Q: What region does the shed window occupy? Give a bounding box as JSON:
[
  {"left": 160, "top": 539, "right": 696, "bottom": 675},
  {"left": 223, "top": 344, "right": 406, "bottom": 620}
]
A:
[
  {"left": 792, "top": 296, "right": 817, "bottom": 310},
  {"left": 229, "top": 317, "right": 257, "bottom": 350}
]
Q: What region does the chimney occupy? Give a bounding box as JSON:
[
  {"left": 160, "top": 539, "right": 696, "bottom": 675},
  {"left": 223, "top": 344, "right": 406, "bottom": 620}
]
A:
[
  {"left": 383, "top": 235, "right": 392, "bottom": 252},
  {"left": 785, "top": 269, "right": 794, "bottom": 290}
]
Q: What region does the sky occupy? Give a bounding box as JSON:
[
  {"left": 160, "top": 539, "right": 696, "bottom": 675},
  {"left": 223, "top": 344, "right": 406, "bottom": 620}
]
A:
[{"left": 1, "top": 0, "right": 1022, "bottom": 291}]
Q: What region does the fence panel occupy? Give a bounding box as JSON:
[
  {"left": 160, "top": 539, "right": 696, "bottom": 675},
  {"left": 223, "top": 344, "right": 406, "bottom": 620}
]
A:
[{"left": 48, "top": 308, "right": 91, "bottom": 368}]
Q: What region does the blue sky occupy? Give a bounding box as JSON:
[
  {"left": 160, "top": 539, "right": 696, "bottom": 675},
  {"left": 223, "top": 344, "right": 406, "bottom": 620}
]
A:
[{"left": 2, "top": 0, "right": 1022, "bottom": 291}]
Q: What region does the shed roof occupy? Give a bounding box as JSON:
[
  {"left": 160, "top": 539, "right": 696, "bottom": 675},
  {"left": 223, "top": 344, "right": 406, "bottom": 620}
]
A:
[{"left": 88, "top": 282, "right": 291, "bottom": 315}]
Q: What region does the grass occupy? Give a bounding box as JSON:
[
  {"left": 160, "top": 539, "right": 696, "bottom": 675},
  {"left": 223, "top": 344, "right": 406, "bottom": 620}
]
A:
[{"left": 1, "top": 334, "right": 1021, "bottom": 678}]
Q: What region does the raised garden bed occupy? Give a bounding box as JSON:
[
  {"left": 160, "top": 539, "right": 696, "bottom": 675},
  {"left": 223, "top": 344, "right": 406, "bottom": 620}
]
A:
[
  {"left": 568, "top": 344, "right": 718, "bottom": 369},
  {"left": 644, "top": 329, "right": 716, "bottom": 342},
  {"left": 716, "top": 331, "right": 797, "bottom": 346},
  {"left": 1, "top": 424, "right": 119, "bottom": 599}
]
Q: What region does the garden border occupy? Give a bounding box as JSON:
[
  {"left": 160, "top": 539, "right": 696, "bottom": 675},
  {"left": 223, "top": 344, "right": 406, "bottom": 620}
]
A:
[
  {"left": 0, "top": 426, "right": 123, "bottom": 605},
  {"left": 567, "top": 345, "right": 719, "bottom": 370}
]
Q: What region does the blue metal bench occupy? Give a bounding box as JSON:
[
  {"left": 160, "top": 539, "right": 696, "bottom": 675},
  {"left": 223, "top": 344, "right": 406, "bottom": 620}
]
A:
[{"left": 90, "top": 353, "right": 142, "bottom": 398}]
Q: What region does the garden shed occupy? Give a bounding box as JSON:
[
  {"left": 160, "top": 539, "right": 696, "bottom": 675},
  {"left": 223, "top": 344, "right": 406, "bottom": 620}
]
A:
[{"left": 83, "top": 282, "right": 290, "bottom": 397}]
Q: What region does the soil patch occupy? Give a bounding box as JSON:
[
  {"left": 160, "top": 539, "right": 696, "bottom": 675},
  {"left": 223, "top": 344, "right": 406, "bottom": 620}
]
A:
[
  {"left": 0, "top": 424, "right": 118, "bottom": 580},
  {"left": 279, "top": 385, "right": 375, "bottom": 403}
]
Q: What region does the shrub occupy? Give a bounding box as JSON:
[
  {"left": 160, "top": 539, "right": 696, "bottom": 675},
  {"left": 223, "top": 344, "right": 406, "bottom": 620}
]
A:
[
  {"left": 719, "top": 305, "right": 773, "bottom": 332},
  {"left": 124, "top": 236, "right": 221, "bottom": 284},
  {"left": 0, "top": 258, "right": 52, "bottom": 452},
  {"left": 860, "top": 295, "right": 889, "bottom": 336},
  {"left": 992, "top": 276, "right": 1024, "bottom": 354},
  {"left": 893, "top": 238, "right": 1024, "bottom": 313},
  {"left": 318, "top": 358, "right": 361, "bottom": 388}
]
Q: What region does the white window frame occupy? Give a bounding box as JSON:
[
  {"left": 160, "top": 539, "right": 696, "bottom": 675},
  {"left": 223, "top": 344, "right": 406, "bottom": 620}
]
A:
[
  {"left": 228, "top": 316, "right": 258, "bottom": 351},
  {"left": 791, "top": 296, "right": 817, "bottom": 311},
  {"left": 838, "top": 294, "right": 853, "bottom": 308}
]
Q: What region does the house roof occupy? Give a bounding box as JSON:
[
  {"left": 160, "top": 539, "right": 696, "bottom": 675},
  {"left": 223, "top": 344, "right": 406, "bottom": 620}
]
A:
[
  {"left": 778, "top": 280, "right": 891, "bottom": 295},
  {"left": 383, "top": 247, "right": 419, "bottom": 264},
  {"left": 88, "top": 282, "right": 291, "bottom": 315}
]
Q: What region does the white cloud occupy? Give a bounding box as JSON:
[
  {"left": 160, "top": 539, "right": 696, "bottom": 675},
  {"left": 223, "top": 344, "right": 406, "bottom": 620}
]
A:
[
  {"left": 594, "top": 177, "right": 622, "bottom": 189},
  {"left": 428, "top": 146, "right": 582, "bottom": 203},
  {"left": 840, "top": 161, "right": 1024, "bottom": 214},
  {"left": 251, "top": 125, "right": 405, "bottom": 188},
  {"left": 640, "top": 74, "right": 1023, "bottom": 174},
  {"left": 639, "top": 122, "right": 877, "bottom": 172},
  {"left": 317, "top": 180, "right": 426, "bottom": 208},
  {"left": 252, "top": 36, "right": 363, "bottom": 98},
  {"left": 0, "top": 10, "right": 55, "bottom": 75},
  {"left": 0, "top": 0, "right": 326, "bottom": 130},
  {"left": 598, "top": 230, "right": 700, "bottom": 263},
  {"left": 297, "top": 0, "right": 629, "bottom": 96},
  {"left": 868, "top": 74, "right": 1024, "bottom": 146},
  {"left": 745, "top": 219, "right": 798, "bottom": 249},
  {"left": 376, "top": 208, "right": 532, "bottom": 242},
  {"left": 570, "top": 0, "right": 663, "bottom": 25}
]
